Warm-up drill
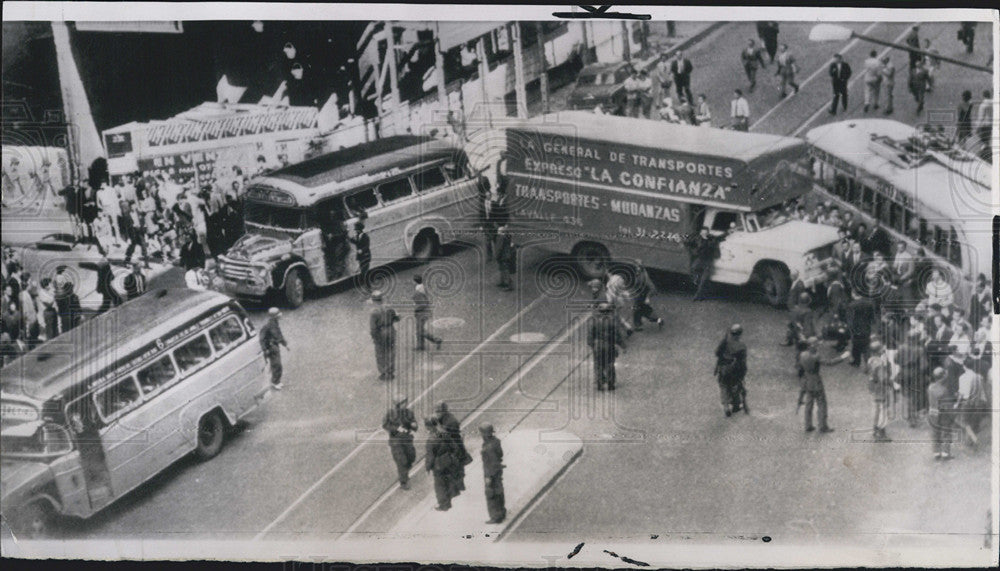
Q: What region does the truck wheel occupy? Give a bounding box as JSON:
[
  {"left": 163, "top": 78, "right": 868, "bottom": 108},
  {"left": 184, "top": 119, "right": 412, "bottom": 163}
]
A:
[
  {"left": 11, "top": 501, "right": 57, "bottom": 539},
  {"left": 283, "top": 269, "right": 305, "bottom": 308},
  {"left": 412, "top": 230, "right": 439, "bottom": 261},
  {"left": 195, "top": 412, "right": 226, "bottom": 460},
  {"left": 574, "top": 242, "right": 610, "bottom": 280},
  {"left": 760, "top": 264, "right": 790, "bottom": 308}
]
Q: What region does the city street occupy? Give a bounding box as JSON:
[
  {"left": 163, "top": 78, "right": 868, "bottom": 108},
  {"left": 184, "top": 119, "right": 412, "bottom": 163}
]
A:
[{"left": 2, "top": 13, "right": 994, "bottom": 562}]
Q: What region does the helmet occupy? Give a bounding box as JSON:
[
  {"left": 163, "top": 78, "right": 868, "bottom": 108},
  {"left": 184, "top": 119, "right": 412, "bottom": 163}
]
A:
[
  {"left": 799, "top": 292, "right": 812, "bottom": 305},
  {"left": 869, "top": 341, "right": 883, "bottom": 352},
  {"left": 478, "top": 423, "right": 495, "bottom": 435},
  {"left": 597, "top": 302, "right": 613, "bottom": 313},
  {"left": 730, "top": 324, "right": 743, "bottom": 335}
]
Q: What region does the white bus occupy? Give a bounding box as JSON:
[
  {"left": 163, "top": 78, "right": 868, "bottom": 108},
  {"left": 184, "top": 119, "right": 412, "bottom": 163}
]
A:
[{"left": 805, "top": 119, "right": 994, "bottom": 308}]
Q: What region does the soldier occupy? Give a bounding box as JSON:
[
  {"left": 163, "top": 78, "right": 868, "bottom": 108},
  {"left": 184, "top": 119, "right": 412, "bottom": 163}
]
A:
[
  {"left": 495, "top": 225, "right": 517, "bottom": 291},
  {"left": 259, "top": 307, "right": 289, "bottom": 389},
  {"left": 867, "top": 341, "right": 899, "bottom": 442},
  {"left": 424, "top": 417, "right": 456, "bottom": 511},
  {"left": 382, "top": 396, "right": 418, "bottom": 489},
  {"left": 436, "top": 401, "right": 472, "bottom": 497},
  {"left": 587, "top": 303, "right": 627, "bottom": 391},
  {"left": 797, "top": 337, "right": 834, "bottom": 433},
  {"left": 786, "top": 292, "right": 816, "bottom": 348},
  {"left": 349, "top": 221, "right": 372, "bottom": 287},
  {"left": 412, "top": 274, "right": 442, "bottom": 351},
  {"left": 685, "top": 226, "right": 720, "bottom": 301},
  {"left": 369, "top": 291, "right": 399, "bottom": 381},
  {"left": 715, "top": 324, "right": 749, "bottom": 416},
  {"left": 479, "top": 423, "right": 506, "bottom": 524}
]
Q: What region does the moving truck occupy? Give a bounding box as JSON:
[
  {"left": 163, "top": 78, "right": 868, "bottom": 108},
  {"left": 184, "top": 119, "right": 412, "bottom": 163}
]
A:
[{"left": 494, "top": 111, "right": 840, "bottom": 306}]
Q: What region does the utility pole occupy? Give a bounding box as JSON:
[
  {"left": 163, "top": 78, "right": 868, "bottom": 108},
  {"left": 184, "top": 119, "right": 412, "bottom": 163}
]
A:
[
  {"left": 579, "top": 21, "right": 591, "bottom": 65},
  {"left": 434, "top": 22, "right": 449, "bottom": 114},
  {"left": 535, "top": 22, "right": 550, "bottom": 114},
  {"left": 511, "top": 23, "right": 528, "bottom": 119},
  {"left": 476, "top": 37, "right": 490, "bottom": 125},
  {"left": 386, "top": 21, "right": 401, "bottom": 109},
  {"left": 621, "top": 21, "right": 631, "bottom": 62}
]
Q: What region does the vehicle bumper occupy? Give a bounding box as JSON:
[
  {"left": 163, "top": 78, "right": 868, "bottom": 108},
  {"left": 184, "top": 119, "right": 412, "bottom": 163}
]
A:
[{"left": 220, "top": 277, "right": 270, "bottom": 298}]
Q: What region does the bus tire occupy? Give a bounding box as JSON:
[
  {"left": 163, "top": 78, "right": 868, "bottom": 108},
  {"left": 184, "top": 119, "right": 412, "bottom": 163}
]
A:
[
  {"left": 412, "top": 230, "right": 439, "bottom": 261},
  {"left": 10, "top": 500, "right": 58, "bottom": 539},
  {"left": 283, "top": 269, "right": 305, "bottom": 309},
  {"left": 573, "top": 242, "right": 610, "bottom": 280},
  {"left": 195, "top": 412, "right": 226, "bottom": 460},
  {"left": 759, "top": 264, "right": 790, "bottom": 308}
]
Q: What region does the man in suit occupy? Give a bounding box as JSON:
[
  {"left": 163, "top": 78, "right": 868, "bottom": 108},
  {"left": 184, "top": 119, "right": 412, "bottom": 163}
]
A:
[
  {"left": 412, "top": 274, "right": 442, "bottom": 351},
  {"left": 862, "top": 221, "right": 893, "bottom": 258},
  {"left": 123, "top": 262, "right": 147, "bottom": 301},
  {"left": 685, "top": 226, "right": 720, "bottom": 301},
  {"left": 891, "top": 241, "right": 915, "bottom": 298},
  {"left": 369, "top": 290, "right": 399, "bottom": 381},
  {"left": 670, "top": 50, "right": 694, "bottom": 107},
  {"left": 349, "top": 221, "right": 372, "bottom": 288},
  {"left": 740, "top": 39, "right": 768, "bottom": 92},
  {"left": 798, "top": 337, "right": 834, "bottom": 433},
  {"left": 479, "top": 423, "right": 506, "bottom": 524},
  {"left": 847, "top": 296, "right": 875, "bottom": 367},
  {"left": 587, "top": 303, "right": 627, "bottom": 391},
  {"left": 382, "top": 397, "right": 418, "bottom": 489},
  {"left": 828, "top": 53, "right": 852, "bottom": 115},
  {"left": 756, "top": 21, "right": 780, "bottom": 63}
]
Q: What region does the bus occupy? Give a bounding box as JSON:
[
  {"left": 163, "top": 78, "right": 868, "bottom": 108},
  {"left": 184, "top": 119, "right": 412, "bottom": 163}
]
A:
[
  {"left": 1, "top": 289, "right": 271, "bottom": 537},
  {"left": 217, "top": 135, "right": 482, "bottom": 307},
  {"left": 495, "top": 111, "right": 841, "bottom": 306},
  {"left": 805, "top": 119, "right": 994, "bottom": 308}
]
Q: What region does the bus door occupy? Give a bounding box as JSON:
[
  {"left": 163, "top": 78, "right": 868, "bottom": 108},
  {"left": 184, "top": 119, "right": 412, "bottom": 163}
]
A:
[
  {"left": 313, "top": 198, "right": 351, "bottom": 283},
  {"left": 344, "top": 186, "right": 381, "bottom": 275},
  {"left": 46, "top": 428, "right": 93, "bottom": 517},
  {"left": 65, "top": 395, "right": 116, "bottom": 510}
]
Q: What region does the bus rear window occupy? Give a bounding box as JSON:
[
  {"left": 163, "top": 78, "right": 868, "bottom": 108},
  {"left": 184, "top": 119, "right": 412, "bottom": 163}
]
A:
[{"left": 95, "top": 376, "right": 142, "bottom": 421}]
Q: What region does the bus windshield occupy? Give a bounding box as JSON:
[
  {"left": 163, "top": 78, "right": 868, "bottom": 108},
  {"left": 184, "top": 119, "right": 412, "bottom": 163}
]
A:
[
  {"left": 750, "top": 203, "right": 792, "bottom": 232},
  {"left": 244, "top": 201, "right": 307, "bottom": 231},
  {"left": 0, "top": 421, "right": 74, "bottom": 459}
]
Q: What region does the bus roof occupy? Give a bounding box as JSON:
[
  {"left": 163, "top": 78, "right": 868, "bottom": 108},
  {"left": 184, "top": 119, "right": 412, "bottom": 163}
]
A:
[
  {"left": 804, "top": 119, "right": 992, "bottom": 220},
  {"left": 524, "top": 111, "right": 805, "bottom": 162},
  {"left": 0, "top": 289, "right": 233, "bottom": 405},
  {"left": 254, "top": 135, "right": 462, "bottom": 205}
]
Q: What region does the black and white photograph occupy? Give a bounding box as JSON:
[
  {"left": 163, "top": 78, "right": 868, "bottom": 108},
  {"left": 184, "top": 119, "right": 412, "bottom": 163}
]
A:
[{"left": 1, "top": 3, "right": 997, "bottom": 567}]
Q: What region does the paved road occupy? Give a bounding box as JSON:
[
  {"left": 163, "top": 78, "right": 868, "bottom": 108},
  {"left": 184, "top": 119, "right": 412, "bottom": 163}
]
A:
[{"left": 43, "top": 19, "right": 993, "bottom": 550}]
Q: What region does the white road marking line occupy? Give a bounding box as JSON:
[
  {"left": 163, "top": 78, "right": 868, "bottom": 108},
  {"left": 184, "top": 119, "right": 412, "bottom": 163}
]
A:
[
  {"left": 790, "top": 23, "right": 921, "bottom": 138},
  {"left": 751, "top": 22, "right": 883, "bottom": 131},
  {"left": 336, "top": 315, "right": 589, "bottom": 541},
  {"left": 253, "top": 294, "right": 546, "bottom": 540}
]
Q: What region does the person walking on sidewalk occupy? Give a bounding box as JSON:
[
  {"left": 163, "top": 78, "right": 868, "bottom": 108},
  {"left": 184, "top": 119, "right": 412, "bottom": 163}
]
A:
[
  {"left": 756, "top": 21, "right": 780, "bottom": 63},
  {"left": 479, "top": 423, "right": 506, "bottom": 524},
  {"left": 775, "top": 44, "right": 800, "bottom": 98},
  {"left": 670, "top": 50, "right": 695, "bottom": 107},
  {"left": 797, "top": 337, "right": 834, "bottom": 434},
  {"left": 369, "top": 290, "right": 399, "bottom": 381},
  {"left": 740, "top": 39, "right": 768, "bottom": 93},
  {"left": 730, "top": 89, "right": 750, "bottom": 132},
  {"left": 382, "top": 397, "right": 418, "bottom": 489},
  {"left": 880, "top": 55, "right": 895, "bottom": 115},
  {"left": 587, "top": 303, "right": 627, "bottom": 391},
  {"left": 904, "top": 25, "right": 921, "bottom": 69},
  {"left": 862, "top": 50, "right": 883, "bottom": 113},
  {"left": 412, "top": 274, "right": 442, "bottom": 351},
  {"left": 828, "top": 53, "right": 852, "bottom": 115},
  {"left": 425, "top": 417, "right": 456, "bottom": 511},
  {"left": 259, "top": 307, "right": 289, "bottom": 389}
]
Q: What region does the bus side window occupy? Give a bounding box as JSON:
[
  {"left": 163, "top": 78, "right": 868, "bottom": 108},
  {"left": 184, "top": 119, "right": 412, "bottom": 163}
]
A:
[
  {"left": 345, "top": 188, "right": 379, "bottom": 212},
  {"left": 932, "top": 225, "right": 947, "bottom": 257},
  {"left": 834, "top": 174, "right": 849, "bottom": 199},
  {"left": 919, "top": 218, "right": 930, "bottom": 246},
  {"left": 173, "top": 334, "right": 214, "bottom": 375},
  {"left": 888, "top": 203, "right": 903, "bottom": 233},
  {"left": 378, "top": 177, "right": 414, "bottom": 204},
  {"left": 209, "top": 316, "right": 246, "bottom": 355},
  {"left": 413, "top": 166, "right": 449, "bottom": 193},
  {"left": 861, "top": 185, "right": 875, "bottom": 216},
  {"left": 875, "top": 194, "right": 890, "bottom": 226},
  {"left": 136, "top": 355, "right": 178, "bottom": 395},
  {"left": 948, "top": 227, "right": 962, "bottom": 267},
  {"left": 94, "top": 376, "right": 142, "bottom": 422}
]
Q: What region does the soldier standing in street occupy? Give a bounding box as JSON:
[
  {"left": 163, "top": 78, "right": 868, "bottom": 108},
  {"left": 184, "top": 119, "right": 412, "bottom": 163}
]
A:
[
  {"left": 259, "top": 307, "right": 289, "bottom": 389},
  {"left": 412, "top": 274, "right": 442, "bottom": 351},
  {"left": 479, "top": 423, "right": 506, "bottom": 524},
  {"left": 369, "top": 291, "right": 399, "bottom": 381},
  {"left": 797, "top": 337, "right": 834, "bottom": 433},
  {"left": 382, "top": 397, "right": 418, "bottom": 489},
  {"left": 868, "top": 341, "right": 899, "bottom": 442},
  {"left": 715, "top": 324, "right": 749, "bottom": 416},
  {"left": 587, "top": 303, "right": 627, "bottom": 391},
  {"left": 424, "top": 417, "right": 456, "bottom": 511},
  {"left": 436, "top": 401, "right": 472, "bottom": 497},
  {"left": 495, "top": 225, "right": 517, "bottom": 291}
]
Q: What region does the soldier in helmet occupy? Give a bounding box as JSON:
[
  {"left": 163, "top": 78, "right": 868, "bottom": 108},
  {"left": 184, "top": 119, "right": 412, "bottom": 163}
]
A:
[
  {"left": 715, "top": 324, "right": 749, "bottom": 416},
  {"left": 587, "top": 302, "right": 627, "bottom": 391},
  {"left": 259, "top": 307, "right": 289, "bottom": 389},
  {"left": 784, "top": 291, "right": 816, "bottom": 347},
  {"left": 797, "top": 337, "right": 835, "bottom": 433},
  {"left": 369, "top": 291, "right": 399, "bottom": 381},
  {"left": 479, "top": 423, "right": 506, "bottom": 524},
  {"left": 382, "top": 396, "right": 418, "bottom": 489},
  {"left": 424, "top": 417, "right": 456, "bottom": 511},
  {"left": 435, "top": 401, "right": 471, "bottom": 497}
]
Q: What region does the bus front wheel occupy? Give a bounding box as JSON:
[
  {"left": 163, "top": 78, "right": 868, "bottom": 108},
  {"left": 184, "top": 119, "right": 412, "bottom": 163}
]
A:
[
  {"left": 10, "top": 501, "right": 57, "bottom": 539},
  {"left": 573, "top": 242, "right": 611, "bottom": 280},
  {"left": 759, "top": 264, "right": 790, "bottom": 308},
  {"left": 283, "top": 269, "right": 305, "bottom": 309},
  {"left": 196, "top": 412, "right": 226, "bottom": 460}
]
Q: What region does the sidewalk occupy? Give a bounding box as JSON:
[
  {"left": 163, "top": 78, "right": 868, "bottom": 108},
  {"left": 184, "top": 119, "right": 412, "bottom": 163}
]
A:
[{"left": 387, "top": 429, "right": 583, "bottom": 542}]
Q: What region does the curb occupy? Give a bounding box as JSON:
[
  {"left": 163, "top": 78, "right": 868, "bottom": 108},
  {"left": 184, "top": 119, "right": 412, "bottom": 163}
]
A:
[{"left": 494, "top": 443, "right": 584, "bottom": 542}]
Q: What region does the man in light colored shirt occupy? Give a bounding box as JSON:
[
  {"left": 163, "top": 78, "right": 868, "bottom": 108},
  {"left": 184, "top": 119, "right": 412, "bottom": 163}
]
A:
[
  {"left": 623, "top": 69, "right": 641, "bottom": 118},
  {"left": 695, "top": 93, "right": 712, "bottom": 126},
  {"left": 636, "top": 70, "right": 654, "bottom": 119},
  {"left": 862, "top": 50, "right": 883, "bottom": 113},
  {"left": 96, "top": 183, "right": 122, "bottom": 244},
  {"left": 730, "top": 89, "right": 750, "bottom": 131}
]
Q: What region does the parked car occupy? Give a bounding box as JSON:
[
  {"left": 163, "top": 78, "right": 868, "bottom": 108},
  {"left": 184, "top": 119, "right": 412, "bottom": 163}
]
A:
[{"left": 567, "top": 61, "right": 634, "bottom": 115}]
